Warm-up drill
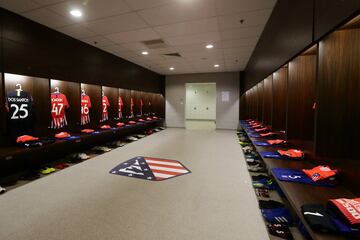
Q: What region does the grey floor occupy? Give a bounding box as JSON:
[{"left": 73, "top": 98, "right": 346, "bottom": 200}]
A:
[{"left": 0, "top": 128, "right": 269, "bottom": 240}]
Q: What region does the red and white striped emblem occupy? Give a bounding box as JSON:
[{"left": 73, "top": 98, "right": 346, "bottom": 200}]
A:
[
  {"left": 144, "top": 157, "right": 190, "bottom": 180},
  {"left": 110, "top": 156, "right": 190, "bottom": 181}
]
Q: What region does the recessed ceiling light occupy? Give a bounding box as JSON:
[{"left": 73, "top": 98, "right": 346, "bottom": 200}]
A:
[
  {"left": 206, "top": 44, "right": 214, "bottom": 49},
  {"left": 141, "top": 51, "right": 149, "bottom": 55},
  {"left": 169, "top": 67, "right": 175, "bottom": 70},
  {"left": 214, "top": 64, "right": 220, "bottom": 68},
  {"left": 70, "top": 9, "right": 82, "bottom": 17}
]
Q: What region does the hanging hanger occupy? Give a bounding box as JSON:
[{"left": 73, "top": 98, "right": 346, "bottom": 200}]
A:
[
  {"left": 81, "top": 89, "right": 86, "bottom": 95},
  {"left": 15, "top": 84, "right": 23, "bottom": 91},
  {"left": 55, "top": 87, "right": 60, "bottom": 93}
]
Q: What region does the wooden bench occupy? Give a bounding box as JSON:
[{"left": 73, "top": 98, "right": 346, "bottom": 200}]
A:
[{"left": 241, "top": 125, "right": 355, "bottom": 240}]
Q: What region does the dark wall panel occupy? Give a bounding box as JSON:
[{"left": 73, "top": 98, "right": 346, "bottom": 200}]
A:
[
  {"left": 0, "top": 8, "right": 164, "bottom": 94},
  {"left": 287, "top": 55, "right": 316, "bottom": 141},
  {"left": 272, "top": 67, "right": 287, "bottom": 131},
  {"left": 314, "top": 0, "right": 360, "bottom": 40},
  {"left": 316, "top": 27, "right": 360, "bottom": 159},
  {"left": 257, "top": 81, "right": 264, "bottom": 122},
  {"left": 263, "top": 76, "right": 273, "bottom": 127},
  {"left": 244, "top": 0, "right": 314, "bottom": 91}
]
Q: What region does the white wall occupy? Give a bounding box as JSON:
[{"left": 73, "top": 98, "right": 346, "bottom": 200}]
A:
[{"left": 166, "top": 72, "right": 239, "bottom": 130}]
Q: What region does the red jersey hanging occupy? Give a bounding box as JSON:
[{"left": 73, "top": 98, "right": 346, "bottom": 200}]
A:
[
  {"left": 101, "top": 95, "right": 110, "bottom": 122},
  {"left": 81, "top": 93, "right": 92, "bottom": 125},
  {"left": 118, "top": 96, "right": 123, "bottom": 119},
  {"left": 130, "top": 97, "right": 134, "bottom": 117},
  {"left": 50, "top": 92, "right": 70, "bottom": 129}
]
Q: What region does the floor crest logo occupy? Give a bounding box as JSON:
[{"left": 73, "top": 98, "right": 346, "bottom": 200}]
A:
[{"left": 110, "top": 156, "right": 191, "bottom": 181}]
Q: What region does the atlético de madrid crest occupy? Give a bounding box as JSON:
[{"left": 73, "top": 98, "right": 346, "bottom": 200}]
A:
[{"left": 110, "top": 156, "right": 191, "bottom": 181}]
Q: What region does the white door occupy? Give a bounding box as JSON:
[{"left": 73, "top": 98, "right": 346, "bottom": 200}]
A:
[{"left": 185, "top": 83, "right": 216, "bottom": 130}]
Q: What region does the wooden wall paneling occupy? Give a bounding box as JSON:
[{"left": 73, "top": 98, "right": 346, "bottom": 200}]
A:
[
  {"left": 257, "top": 81, "right": 264, "bottom": 122},
  {"left": 240, "top": 93, "right": 247, "bottom": 120},
  {"left": 141, "top": 92, "right": 150, "bottom": 115},
  {"left": 251, "top": 88, "right": 256, "bottom": 119},
  {"left": 272, "top": 67, "right": 288, "bottom": 131},
  {"left": 131, "top": 90, "right": 141, "bottom": 117},
  {"left": 263, "top": 76, "right": 273, "bottom": 127},
  {"left": 159, "top": 94, "right": 165, "bottom": 118},
  {"left": 102, "top": 86, "right": 118, "bottom": 123},
  {"left": 4, "top": 73, "right": 50, "bottom": 138},
  {"left": 316, "top": 27, "right": 360, "bottom": 159},
  {"left": 149, "top": 93, "right": 157, "bottom": 116},
  {"left": 50, "top": 79, "right": 80, "bottom": 132},
  {"left": 253, "top": 85, "right": 259, "bottom": 121},
  {"left": 1, "top": 8, "right": 165, "bottom": 94},
  {"left": 119, "top": 89, "right": 131, "bottom": 118},
  {"left": 249, "top": 89, "right": 253, "bottom": 119},
  {"left": 0, "top": 73, "right": 5, "bottom": 141},
  {"left": 80, "top": 83, "right": 101, "bottom": 128},
  {"left": 287, "top": 54, "right": 316, "bottom": 142}
]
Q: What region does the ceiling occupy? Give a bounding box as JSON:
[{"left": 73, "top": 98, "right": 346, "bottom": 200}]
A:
[{"left": 0, "top": 0, "right": 276, "bottom": 75}]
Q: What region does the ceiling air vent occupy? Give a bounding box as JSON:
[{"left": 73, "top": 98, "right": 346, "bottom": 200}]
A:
[
  {"left": 163, "top": 52, "right": 182, "bottom": 58},
  {"left": 142, "top": 39, "right": 168, "bottom": 49}
]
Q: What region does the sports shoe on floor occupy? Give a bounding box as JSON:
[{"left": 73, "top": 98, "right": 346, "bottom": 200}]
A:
[
  {"left": 126, "top": 136, "right": 138, "bottom": 142},
  {"left": 255, "top": 188, "right": 270, "bottom": 198},
  {"left": 267, "top": 223, "right": 294, "bottom": 240},
  {"left": 248, "top": 165, "right": 266, "bottom": 172},
  {"left": 136, "top": 134, "right": 146, "bottom": 138},
  {"left": 20, "top": 171, "right": 41, "bottom": 181},
  {"left": 40, "top": 167, "right": 56, "bottom": 175},
  {"left": 70, "top": 153, "right": 90, "bottom": 161},
  {"left": 247, "top": 160, "right": 263, "bottom": 166},
  {"left": 253, "top": 178, "right": 277, "bottom": 190},
  {"left": 0, "top": 186, "right": 6, "bottom": 194},
  {"left": 153, "top": 128, "right": 161, "bottom": 132},
  {"left": 92, "top": 146, "right": 112, "bottom": 153},
  {"left": 55, "top": 163, "right": 70, "bottom": 169},
  {"left": 252, "top": 174, "right": 270, "bottom": 180}
]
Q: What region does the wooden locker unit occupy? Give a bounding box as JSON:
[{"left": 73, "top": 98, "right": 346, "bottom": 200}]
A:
[
  {"left": 130, "top": 90, "right": 142, "bottom": 117},
  {"left": 119, "top": 88, "right": 131, "bottom": 118},
  {"left": 263, "top": 76, "right": 273, "bottom": 127},
  {"left": 80, "top": 83, "right": 101, "bottom": 128},
  {"left": 50, "top": 79, "right": 81, "bottom": 133},
  {"left": 102, "top": 86, "right": 118, "bottom": 123},
  {"left": 287, "top": 46, "right": 316, "bottom": 144},
  {"left": 272, "top": 67, "right": 288, "bottom": 132},
  {"left": 141, "top": 92, "right": 150, "bottom": 115},
  {"left": 316, "top": 20, "right": 360, "bottom": 160},
  {"left": 4, "top": 73, "right": 50, "bottom": 138},
  {"left": 257, "top": 81, "right": 264, "bottom": 122},
  {"left": 0, "top": 73, "right": 5, "bottom": 142}
]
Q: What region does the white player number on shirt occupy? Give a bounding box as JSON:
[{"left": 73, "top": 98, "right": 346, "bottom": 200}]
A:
[
  {"left": 10, "top": 104, "right": 29, "bottom": 119},
  {"left": 52, "top": 103, "right": 64, "bottom": 116},
  {"left": 82, "top": 104, "right": 89, "bottom": 115}
]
